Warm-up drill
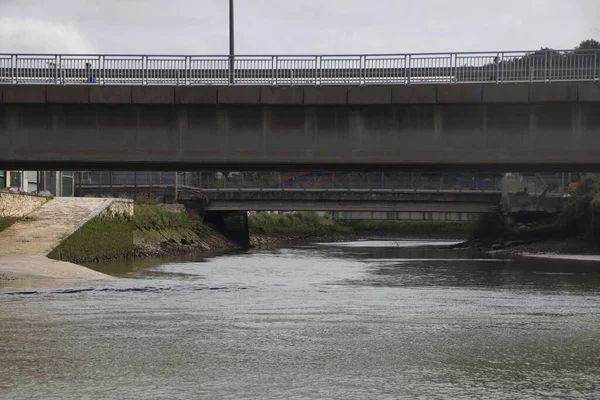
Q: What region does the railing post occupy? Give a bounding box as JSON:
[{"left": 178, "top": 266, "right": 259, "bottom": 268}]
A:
[
  {"left": 544, "top": 51, "right": 548, "bottom": 82},
  {"left": 596, "top": 51, "right": 599, "bottom": 82},
  {"left": 406, "top": 54, "right": 411, "bottom": 85},
  {"left": 54, "top": 55, "right": 59, "bottom": 84},
  {"left": 185, "top": 56, "right": 190, "bottom": 86},
  {"left": 99, "top": 55, "right": 104, "bottom": 85},
  {"left": 229, "top": 55, "right": 234, "bottom": 85},
  {"left": 360, "top": 55, "right": 365, "bottom": 86},
  {"left": 59, "top": 55, "right": 65, "bottom": 84},
  {"left": 142, "top": 55, "right": 147, "bottom": 85},
  {"left": 315, "top": 55, "right": 320, "bottom": 86},
  {"left": 272, "top": 56, "right": 277, "bottom": 86},
  {"left": 450, "top": 53, "right": 455, "bottom": 84},
  {"left": 529, "top": 55, "right": 533, "bottom": 83},
  {"left": 11, "top": 55, "right": 16, "bottom": 85},
  {"left": 496, "top": 52, "right": 502, "bottom": 83}
]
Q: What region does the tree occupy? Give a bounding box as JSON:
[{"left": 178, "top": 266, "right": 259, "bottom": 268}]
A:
[{"left": 575, "top": 39, "right": 600, "bottom": 50}]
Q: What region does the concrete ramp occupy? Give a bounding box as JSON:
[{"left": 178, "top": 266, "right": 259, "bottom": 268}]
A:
[{"left": 0, "top": 197, "right": 110, "bottom": 257}]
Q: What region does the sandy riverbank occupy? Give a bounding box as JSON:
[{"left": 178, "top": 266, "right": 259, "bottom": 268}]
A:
[
  {"left": 0, "top": 256, "right": 111, "bottom": 290},
  {"left": 521, "top": 253, "right": 600, "bottom": 262}
]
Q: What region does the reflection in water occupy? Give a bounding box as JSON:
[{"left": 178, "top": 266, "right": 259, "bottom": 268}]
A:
[{"left": 1, "top": 240, "right": 599, "bottom": 399}]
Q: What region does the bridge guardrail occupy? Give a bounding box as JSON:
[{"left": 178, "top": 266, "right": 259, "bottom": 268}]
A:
[
  {"left": 75, "top": 171, "right": 503, "bottom": 194},
  {"left": 1, "top": 49, "right": 599, "bottom": 86}
]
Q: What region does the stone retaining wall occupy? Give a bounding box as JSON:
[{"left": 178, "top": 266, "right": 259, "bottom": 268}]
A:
[
  {"left": 101, "top": 199, "right": 134, "bottom": 219},
  {"left": 0, "top": 192, "right": 50, "bottom": 219}
]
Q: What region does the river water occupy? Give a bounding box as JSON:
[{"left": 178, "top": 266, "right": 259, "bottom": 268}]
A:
[{"left": 1, "top": 240, "right": 600, "bottom": 399}]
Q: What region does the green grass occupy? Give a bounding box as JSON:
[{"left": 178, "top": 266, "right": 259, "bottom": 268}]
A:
[
  {"left": 132, "top": 204, "right": 198, "bottom": 230},
  {"left": 0, "top": 220, "right": 14, "bottom": 233},
  {"left": 49, "top": 204, "right": 212, "bottom": 262},
  {"left": 249, "top": 212, "right": 353, "bottom": 236},
  {"left": 48, "top": 219, "right": 134, "bottom": 262}
]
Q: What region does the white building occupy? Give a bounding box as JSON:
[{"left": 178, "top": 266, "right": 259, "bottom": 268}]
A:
[{"left": 0, "top": 171, "right": 74, "bottom": 196}]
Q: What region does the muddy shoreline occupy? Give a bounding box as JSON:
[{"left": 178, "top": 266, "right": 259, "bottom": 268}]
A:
[{"left": 450, "top": 235, "right": 600, "bottom": 259}]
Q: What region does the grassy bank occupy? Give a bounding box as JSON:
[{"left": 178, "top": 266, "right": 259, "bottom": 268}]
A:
[
  {"left": 0, "top": 220, "right": 14, "bottom": 233},
  {"left": 344, "top": 220, "right": 471, "bottom": 238},
  {"left": 48, "top": 219, "right": 134, "bottom": 262},
  {"left": 50, "top": 205, "right": 235, "bottom": 263},
  {"left": 249, "top": 212, "right": 353, "bottom": 236}
]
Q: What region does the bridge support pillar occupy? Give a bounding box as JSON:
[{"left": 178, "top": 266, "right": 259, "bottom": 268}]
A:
[{"left": 203, "top": 210, "right": 250, "bottom": 248}]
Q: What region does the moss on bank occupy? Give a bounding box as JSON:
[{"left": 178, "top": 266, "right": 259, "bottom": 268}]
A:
[
  {"left": 50, "top": 204, "right": 235, "bottom": 263},
  {"left": 0, "top": 220, "right": 14, "bottom": 233},
  {"left": 132, "top": 205, "right": 200, "bottom": 231},
  {"left": 249, "top": 212, "right": 353, "bottom": 236},
  {"left": 48, "top": 219, "right": 134, "bottom": 261}
]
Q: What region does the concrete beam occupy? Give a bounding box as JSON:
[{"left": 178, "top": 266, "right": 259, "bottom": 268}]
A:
[
  {"left": 132, "top": 86, "right": 175, "bottom": 104},
  {"left": 46, "top": 86, "right": 89, "bottom": 103},
  {"left": 260, "top": 87, "right": 303, "bottom": 105},
  {"left": 482, "top": 84, "right": 529, "bottom": 103},
  {"left": 578, "top": 82, "right": 600, "bottom": 102},
  {"left": 90, "top": 86, "right": 132, "bottom": 104},
  {"left": 175, "top": 87, "right": 217, "bottom": 104},
  {"left": 348, "top": 86, "right": 392, "bottom": 104},
  {"left": 529, "top": 83, "right": 578, "bottom": 103},
  {"left": 437, "top": 84, "right": 482, "bottom": 103},
  {"left": 392, "top": 86, "right": 436, "bottom": 104},
  {"left": 218, "top": 87, "right": 261, "bottom": 104},
  {"left": 2, "top": 86, "right": 46, "bottom": 103},
  {"left": 303, "top": 87, "right": 347, "bottom": 105}
]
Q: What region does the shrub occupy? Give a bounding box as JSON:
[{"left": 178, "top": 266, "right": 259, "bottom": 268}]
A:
[
  {"left": 558, "top": 174, "right": 600, "bottom": 235},
  {"left": 132, "top": 204, "right": 198, "bottom": 231},
  {"left": 248, "top": 212, "right": 352, "bottom": 235}
]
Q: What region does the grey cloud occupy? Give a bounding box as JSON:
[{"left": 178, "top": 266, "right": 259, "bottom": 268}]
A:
[{"left": 0, "top": 0, "right": 596, "bottom": 54}]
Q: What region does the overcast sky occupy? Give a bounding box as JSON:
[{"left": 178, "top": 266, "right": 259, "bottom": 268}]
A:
[{"left": 0, "top": 0, "right": 597, "bottom": 55}]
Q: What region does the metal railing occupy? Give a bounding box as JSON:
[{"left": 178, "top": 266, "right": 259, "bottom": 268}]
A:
[
  {"left": 1, "top": 49, "right": 599, "bottom": 86},
  {"left": 75, "top": 171, "right": 503, "bottom": 195}
]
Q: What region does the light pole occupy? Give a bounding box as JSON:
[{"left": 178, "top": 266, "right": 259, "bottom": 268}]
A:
[{"left": 229, "top": 0, "right": 235, "bottom": 85}]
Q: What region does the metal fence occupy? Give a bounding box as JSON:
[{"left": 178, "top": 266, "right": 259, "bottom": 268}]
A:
[
  {"left": 1, "top": 49, "right": 599, "bottom": 86},
  {"left": 75, "top": 171, "right": 503, "bottom": 194},
  {"left": 505, "top": 173, "right": 573, "bottom": 196}
]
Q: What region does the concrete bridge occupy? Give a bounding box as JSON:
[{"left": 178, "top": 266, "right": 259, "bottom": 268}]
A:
[
  {"left": 0, "top": 50, "right": 598, "bottom": 172},
  {"left": 74, "top": 171, "right": 565, "bottom": 220},
  {"left": 182, "top": 189, "right": 501, "bottom": 212}
]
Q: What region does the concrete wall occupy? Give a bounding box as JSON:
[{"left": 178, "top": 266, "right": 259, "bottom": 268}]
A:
[
  {"left": 0, "top": 83, "right": 599, "bottom": 171},
  {"left": 0, "top": 192, "right": 49, "bottom": 219},
  {"left": 2, "top": 82, "right": 598, "bottom": 105}
]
